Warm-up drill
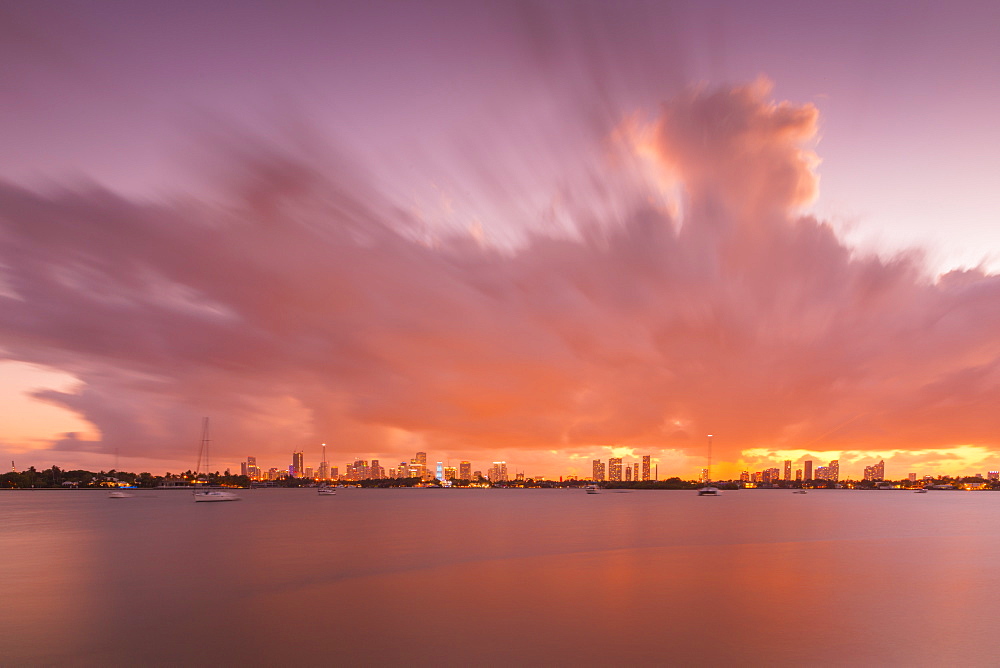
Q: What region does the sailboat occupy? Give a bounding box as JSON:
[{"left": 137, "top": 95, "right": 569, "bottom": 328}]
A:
[
  {"left": 697, "top": 434, "right": 720, "bottom": 496},
  {"left": 193, "top": 418, "right": 240, "bottom": 502}
]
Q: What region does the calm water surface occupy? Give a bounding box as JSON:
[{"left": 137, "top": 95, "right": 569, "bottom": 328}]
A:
[{"left": 3, "top": 488, "right": 999, "bottom": 666}]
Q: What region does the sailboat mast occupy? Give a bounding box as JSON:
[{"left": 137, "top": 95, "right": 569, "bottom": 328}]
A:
[
  {"left": 707, "top": 434, "right": 713, "bottom": 483},
  {"left": 195, "top": 417, "right": 210, "bottom": 481}
]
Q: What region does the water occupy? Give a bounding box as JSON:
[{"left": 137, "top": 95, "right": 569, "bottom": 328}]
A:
[{"left": 3, "top": 488, "right": 1000, "bottom": 666}]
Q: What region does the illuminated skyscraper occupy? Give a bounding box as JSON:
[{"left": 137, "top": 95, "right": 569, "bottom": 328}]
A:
[
  {"left": 413, "top": 452, "right": 428, "bottom": 480},
  {"left": 444, "top": 466, "right": 457, "bottom": 481},
  {"left": 740, "top": 471, "right": 750, "bottom": 483},
  {"left": 783, "top": 460, "right": 792, "bottom": 481},
  {"left": 804, "top": 460, "right": 813, "bottom": 480},
  {"left": 436, "top": 461, "right": 444, "bottom": 481},
  {"left": 609, "top": 458, "right": 623, "bottom": 481},
  {"left": 909, "top": 472, "right": 918, "bottom": 482},
  {"left": 700, "top": 468, "right": 710, "bottom": 483},
  {"left": 989, "top": 471, "right": 999, "bottom": 481},
  {"left": 625, "top": 466, "right": 632, "bottom": 482},
  {"left": 814, "top": 466, "right": 829, "bottom": 481},
  {"left": 291, "top": 451, "right": 304, "bottom": 478},
  {"left": 795, "top": 468, "right": 802, "bottom": 481},
  {"left": 828, "top": 459, "right": 839, "bottom": 482},
  {"left": 371, "top": 460, "right": 384, "bottom": 479},
  {"left": 864, "top": 459, "right": 885, "bottom": 481},
  {"left": 592, "top": 459, "right": 603, "bottom": 481},
  {"left": 459, "top": 461, "right": 472, "bottom": 481},
  {"left": 488, "top": 462, "right": 508, "bottom": 483},
  {"left": 641, "top": 455, "right": 651, "bottom": 481}
]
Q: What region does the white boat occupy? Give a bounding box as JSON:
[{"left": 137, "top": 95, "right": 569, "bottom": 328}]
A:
[
  {"left": 914, "top": 489, "right": 928, "bottom": 493},
  {"left": 583, "top": 484, "right": 599, "bottom": 494},
  {"left": 793, "top": 490, "right": 807, "bottom": 494},
  {"left": 192, "top": 418, "right": 240, "bottom": 503},
  {"left": 697, "top": 434, "right": 720, "bottom": 496},
  {"left": 108, "top": 490, "right": 134, "bottom": 498},
  {"left": 317, "top": 486, "right": 337, "bottom": 495},
  {"left": 194, "top": 489, "right": 240, "bottom": 502}
]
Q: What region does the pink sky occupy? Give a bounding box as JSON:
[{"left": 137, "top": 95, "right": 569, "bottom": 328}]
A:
[{"left": 2, "top": 1, "right": 1000, "bottom": 479}]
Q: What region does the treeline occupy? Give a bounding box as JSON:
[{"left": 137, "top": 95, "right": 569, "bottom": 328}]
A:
[{"left": 0, "top": 466, "right": 250, "bottom": 489}]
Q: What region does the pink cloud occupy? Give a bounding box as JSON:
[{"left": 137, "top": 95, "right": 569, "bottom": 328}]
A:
[{"left": 3, "top": 82, "right": 1000, "bottom": 476}]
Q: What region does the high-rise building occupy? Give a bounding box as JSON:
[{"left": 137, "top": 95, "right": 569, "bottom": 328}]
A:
[
  {"left": 763, "top": 467, "right": 780, "bottom": 483},
  {"left": 592, "top": 460, "right": 604, "bottom": 481},
  {"left": 609, "top": 458, "right": 623, "bottom": 481},
  {"left": 413, "top": 452, "right": 428, "bottom": 480},
  {"left": 459, "top": 461, "right": 472, "bottom": 481},
  {"left": 633, "top": 463, "right": 640, "bottom": 481},
  {"left": 291, "top": 451, "right": 304, "bottom": 478},
  {"left": 436, "top": 461, "right": 444, "bottom": 481},
  {"left": 814, "top": 466, "right": 829, "bottom": 481},
  {"left": 641, "top": 455, "right": 651, "bottom": 481},
  {"left": 804, "top": 460, "right": 813, "bottom": 480},
  {"left": 828, "top": 459, "right": 840, "bottom": 482},
  {"left": 700, "top": 468, "right": 709, "bottom": 483},
  {"left": 740, "top": 471, "right": 750, "bottom": 483},
  {"left": 371, "top": 460, "right": 384, "bottom": 479},
  {"left": 795, "top": 468, "right": 803, "bottom": 481},
  {"left": 864, "top": 459, "right": 885, "bottom": 481},
  {"left": 783, "top": 460, "right": 792, "bottom": 481},
  {"left": 488, "top": 462, "right": 508, "bottom": 483},
  {"left": 625, "top": 466, "right": 632, "bottom": 482},
  {"left": 988, "top": 471, "right": 999, "bottom": 481},
  {"left": 909, "top": 472, "right": 917, "bottom": 482},
  {"left": 444, "top": 466, "right": 457, "bottom": 481}
]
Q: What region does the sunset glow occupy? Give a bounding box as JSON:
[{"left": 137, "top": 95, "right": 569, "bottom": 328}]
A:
[{"left": 3, "top": 1, "right": 1000, "bottom": 481}]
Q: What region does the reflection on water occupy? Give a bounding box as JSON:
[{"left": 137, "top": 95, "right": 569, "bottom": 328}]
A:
[{"left": 3, "top": 488, "right": 1000, "bottom": 666}]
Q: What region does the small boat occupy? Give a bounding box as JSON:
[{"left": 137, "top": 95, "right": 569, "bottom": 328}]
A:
[
  {"left": 317, "top": 486, "right": 337, "bottom": 495},
  {"left": 914, "top": 489, "right": 928, "bottom": 493},
  {"left": 697, "top": 435, "right": 720, "bottom": 496},
  {"left": 793, "top": 490, "right": 807, "bottom": 494},
  {"left": 108, "top": 490, "right": 134, "bottom": 498},
  {"left": 194, "top": 489, "right": 240, "bottom": 502},
  {"left": 192, "top": 418, "right": 240, "bottom": 503},
  {"left": 583, "top": 484, "right": 599, "bottom": 494}
]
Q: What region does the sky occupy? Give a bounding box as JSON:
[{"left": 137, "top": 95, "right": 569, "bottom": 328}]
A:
[{"left": 2, "top": 0, "right": 1000, "bottom": 480}]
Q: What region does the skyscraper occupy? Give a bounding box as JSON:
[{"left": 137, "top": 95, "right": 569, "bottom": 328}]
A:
[
  {"left": 459, "top": 461, "right": 472, "bottom": 481},
  {"left": 641, "top": 455, "right": 651, "bottom": 481},
  {"left": 592, "top": 459, "right": 603, "bottom": 481},
  {"left": 625, "top": 466, "right": 632, "bottom": 482},
  {"left": 783, "top": 460, "right": 792, "bottom": 481},
  {"left": 488, "top": 462, "right": 508, "bottom": 483},
  {"left": 804, "top": 460, "right": 813, "bottom": 480},
  {"left": 291, "top": 451, "right": 304, "bottom": 478},
  {"left": 413, "top": 451, "right": 428, "bottom": 480},
  {"left": 828, "top": 459, "right": 839, "bottom": 482},
  {"left": 609, "top": 458, "right": 623, "bottom": 481}
]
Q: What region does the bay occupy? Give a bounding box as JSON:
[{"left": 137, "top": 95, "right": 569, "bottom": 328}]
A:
[{"left": 3, "top": 488, "right": 999, "bottom": 666}]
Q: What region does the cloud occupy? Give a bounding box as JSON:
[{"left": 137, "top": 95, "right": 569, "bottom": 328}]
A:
[{"left": 2, "top": 81, "right": 1000, "bottom": 476}]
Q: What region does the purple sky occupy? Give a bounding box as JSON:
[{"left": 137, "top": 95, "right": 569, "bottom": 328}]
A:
[{"left": 3, "top": 0, "right": 1000, "bottom": 479}]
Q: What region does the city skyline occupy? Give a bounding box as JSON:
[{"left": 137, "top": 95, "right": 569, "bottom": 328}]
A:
[{"left": 4, "top": 2, "right": 1000, "bottom": 481}]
